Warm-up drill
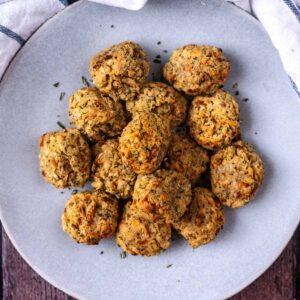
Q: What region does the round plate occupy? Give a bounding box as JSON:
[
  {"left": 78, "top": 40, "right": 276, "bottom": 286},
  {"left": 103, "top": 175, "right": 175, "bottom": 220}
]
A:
[{"left": 0, "top": 1, "right": 300, "bottom": 299}]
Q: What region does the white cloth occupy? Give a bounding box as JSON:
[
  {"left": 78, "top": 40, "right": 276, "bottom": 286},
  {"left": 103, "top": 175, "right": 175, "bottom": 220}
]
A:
[{"left": 0, "top": 0, "right": 300, "bottom": 96}]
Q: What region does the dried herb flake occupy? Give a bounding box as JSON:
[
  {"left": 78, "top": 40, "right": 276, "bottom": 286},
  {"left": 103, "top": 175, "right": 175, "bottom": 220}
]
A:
[
  {"left": 157, "top": 41, "right": 161, "bottom": 45},
  {"left": 232, "top": 82, "right": 238, "bottom": 89},
  {"left": 82, "top": 76, "right": 90, "bottom": 87},
  {"left": 153, "top": 59, "right": 162, "bottom": 64},
  {"left": 57, "top": 121, "right": 66, "bottom": 130},
  {"left": 59, "top": 92, "right": 66, "bottom": 101},
  {"left": 72, "top": 189, "right": 78, "bottom": 195},
  {"left": 166, "top": 264, "right": 173, "bottom": 268},
  {"left": 53, "top": 82, "right": 60, "bottom": 87},
  {"left": 120, "top": 251, "right": 127, "bottom": 259},
  {"left": 242, "top": 98, "right": 249, "bottom": 102},
  {"left": 100, "top": 251, "right": 104, "bottom": 255},
  {"left": 163, "top": 50, "right": 168, "bottom": 53}
]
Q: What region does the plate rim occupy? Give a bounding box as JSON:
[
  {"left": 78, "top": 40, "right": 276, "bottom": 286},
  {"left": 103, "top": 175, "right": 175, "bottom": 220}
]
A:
[{"left": 0, "top": 1, "right": 299, "bottom": 299}]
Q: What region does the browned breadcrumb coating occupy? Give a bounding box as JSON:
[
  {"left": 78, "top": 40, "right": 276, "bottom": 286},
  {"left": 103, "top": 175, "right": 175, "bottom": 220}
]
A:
[
  {"left": 39, "top": 129, "right": 91, "bottom": 188},
  {"left": 115, "top": 202, "right": 171, "bottom": 256},
  {"left": 126, "top": 82, "right": 187, "bottom": 128},
  {"left": 119, "top": 113, "right": 171, "bottom": 175},
  {"left": 210, "top": 141, "right": 264, "bottom": 208},
  {"left": 188, "top": 89, "right": 240, "bottom": 150},
  {"left": 173, "top": 187, "right": 224, "bottom": 248},
  {"left": 163, "top": 44, "right": 230, "bottom": 96},
  {"left": 132, "top": 169, "right": 192, "bottom": 223},
  {"left": 89, "top": 41, "right": 149, "bottom": 102},
  {"left": 62, "top": 190, "right": 119, "bottom": 245},
  {"left": 91, "top": 139, "right": 106, "bottom": 159},
  {"left": 163, "top": 133, "right": 209, "bottom": 183},
  {"left": 91, "top": 139, "right": 137, "bottom": 199},
  {"left": 69, "top": 87, "right": 126, "bottom": 141}
]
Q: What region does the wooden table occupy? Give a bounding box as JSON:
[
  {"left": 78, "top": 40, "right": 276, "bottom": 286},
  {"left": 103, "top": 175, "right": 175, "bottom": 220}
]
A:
[{"left": 1, "top": 224, "right": 299, "bottom": 299}]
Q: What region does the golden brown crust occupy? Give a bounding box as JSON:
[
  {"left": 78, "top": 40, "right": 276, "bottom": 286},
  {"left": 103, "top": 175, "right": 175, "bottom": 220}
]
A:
[
  {"left": 39, "top": 129, "right": 91, "bottom": 188},
  {"left": 132, "top": 169, "right": 192, "bottom": 223},
  {"left": 69, "top": 87, "right": 126, "bottom": 141},
  {"left": 126, "top": 82, "right": 187, "bottom": 128},
  {"left": 89, "top": 41, "right": 149, "bottom": 102},
  {"left": 188, "top": 89, "right": 240, "bottom": 150},
  {"left": 115, "top": 202, "right": 171, "bottom": 256},
  {"left": 173, "top": 187, "right": 224, "bottom": 248},
  {"left": 210, "top": 141, "right": 265, "bottom": 208},
  {"left": 163, "top": 45, "right": 230, "bottom": 95},
  {"left": 119, "top": 113, "right": 171, "bottom": 175},
  {"left": 91, "top": 139, "right": 137, "bottom": 199},
  {"left": 163, "top": 133, "right": 209, "bottom": 183},
  {"left": 62, "top": 191, "right": 119, "bottom": 245}
]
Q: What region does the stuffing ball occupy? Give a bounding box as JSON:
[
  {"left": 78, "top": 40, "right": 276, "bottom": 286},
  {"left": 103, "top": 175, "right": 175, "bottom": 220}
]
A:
[
  {"left": 39, "top": 129, "right": 91, "bottom": 188},
  {"left": 126, "top": 82, "right": 187, "bottom": 128},
  {"left": 163, "top": 44, "right": 230, "bottom": 96},
  {"left": 119, "top": 112, "right": 171, "bottom": 175},
  {"left": 188, "top": 89, "right": 240, "bottom": 150},
  {"left": 62, "top": 190, "right": 119, "bottom": 245},
  {"left": 173, "top": 187, "right": 224, "bottom": 248},
  {"left": 132, "top": 169, "right": 192, "bottom": 223},
  {"left": 89, "top": 41, "right": 149, "bottom": 102},
  {"left": 115, "top": 202, "right": 171, "bottom": 256},
  {"left": 69, "top": 87, "right": 126, "bottom": 141},
  {"left": 91, "top": 139, "right": 137, "bottom": 199},
  {"left": 210, "top": 141, "right": 264, "bottom": 208},
  {"left": 163, "top": 133, "right": 209, "bottom": 184}
]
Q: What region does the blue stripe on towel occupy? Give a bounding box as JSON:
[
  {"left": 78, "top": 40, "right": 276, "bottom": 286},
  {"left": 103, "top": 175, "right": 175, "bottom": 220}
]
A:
[
  {"left": 283, "top": 0, "right": 300, "bottom": 23},
  {"left": 289, "top": 76, "right": 300, "bottom": 98},
  {"left": 58, "top": 0, "right": 68, "bottom": 6},
  {"left": 0, "top": 25, "right": 25, "bottom": 45}
]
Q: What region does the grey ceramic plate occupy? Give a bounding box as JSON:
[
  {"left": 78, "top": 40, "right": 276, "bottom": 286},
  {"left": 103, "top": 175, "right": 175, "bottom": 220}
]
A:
[{"left": 0, "top": 0, "right": 300, "bottom": 299}]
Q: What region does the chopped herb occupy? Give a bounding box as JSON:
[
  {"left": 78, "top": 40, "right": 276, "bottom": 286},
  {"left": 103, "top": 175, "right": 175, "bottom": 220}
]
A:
[
  {"left": 59, "top": 92, "right": 66, "bottom": 101},
  {"left": 100, "top": 251, "right": 104, "bottom": 255},
  {"left": 235, "top": 91, "right": 239, "bottom": 96},
  {"left": 166, "top": 264, "right": 173, "bottom": 268},
  {"left": 72, "top": 189, "right": 78, "bottom": 195},
  {"left": 153, "top": 59, "right": 162, "bottom": 64},
  {"left": 156, "top": 55, "right": 161, "bottom": 59},
  {"left": 57, "top": 121, "right": 66, "bottom": 130},
  {"left": 60, "top": 191, "right": 64, "bottom": 194},
  {"left": 82, "top": 76, "right": 90, "bottom": 87},
  {"left": 232, "top": 82, "right": 238, "bottom": 89},
  {"left": 110, "top": 25, "right": 114, "bottom": 28},
  {"left": 120, "top": 251, "right": 127, "bottom": 259},
  {"left": 242, "top": 98, "right": 249, "bottom": 102},
  {"left": 53, "top": 82, "right": 60, "bottom": 87},
  {"left": 255, "top": 132, "right": 258, "bottom": 135},
  {"left": 57, "top": 114, "right": 61, "bottom": 118},
  {"left": 157, "top": 41, "right": 161, "bottom": 45},
  {"left": 219, "top": 84, "right": 224, "bottom": 88},
  {"left": 163, "top": 50, "right": 168, "bottom": 53}
]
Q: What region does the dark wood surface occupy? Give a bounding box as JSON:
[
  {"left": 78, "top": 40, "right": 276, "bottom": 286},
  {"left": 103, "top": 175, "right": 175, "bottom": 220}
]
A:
[{"left": 2, "top": 224, "right": 299, "bottom": 300}]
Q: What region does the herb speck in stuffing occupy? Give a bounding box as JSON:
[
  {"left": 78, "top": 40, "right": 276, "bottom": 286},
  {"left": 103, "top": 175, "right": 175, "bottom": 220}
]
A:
[
  {"left": 53, "top": 82, "right": 60, "bottom": 88},
  {"left": 100, "top": 251, "right": 104, "bottom": 255},
  {"left": 110, "top": 25, "right": 114, "bottom": 28},
  {"left": 60, "top": 191, "right": 64, "bottom": 194},
  {"left": 242, "top": 98, "right": 249, "bottom": 102},
  {"left": 232, "top": 82, "right": 238, "bottom": 89},
  {"left": 57, "top": 114, "right": 61, "bottom": 118},
  {"left": 120, "top": 251, "right": 127, "bottom": 259},
  {"left": 166, "top": 264, "right": 173, "bottom": 268},
  {"left": 82, "top": 76, "right": 90, "bottom": 87},
  {"left": 235, "top": 91, "right": 239, "bottom": 96},
  {"left": 156, "top": 55, "right": 161, "bottom": 59},
  {"left": 157, "top": 41, "right": 161, "bottom": 45},
  {"left": 163, "top": 50, "right": 168, "bottom": 53},
  {"left": 255, "top": 132, "right": 258, "bottom": 135},
  {"left": 72, "top": 189, "right": 78, "bottom": 195},
  {"left": 153, "top": 59, "right": 162, "bottom": 64},
  {"left": 57, "top": 121, "right": 66, "bottom": 130}
]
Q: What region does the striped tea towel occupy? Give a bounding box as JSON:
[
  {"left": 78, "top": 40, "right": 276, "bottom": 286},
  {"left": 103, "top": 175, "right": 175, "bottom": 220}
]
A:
[{"left": 0, "top": 0, "right": 299, "bottom": 97}]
